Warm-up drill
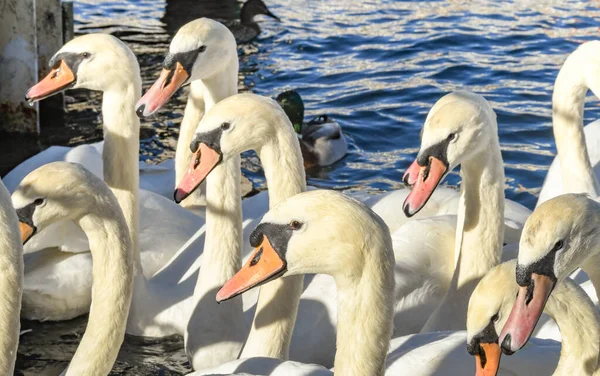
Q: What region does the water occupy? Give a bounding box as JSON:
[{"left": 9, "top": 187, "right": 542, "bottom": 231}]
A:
[{"left": 14, "top": 0, "right": 600, "bottom": 373}]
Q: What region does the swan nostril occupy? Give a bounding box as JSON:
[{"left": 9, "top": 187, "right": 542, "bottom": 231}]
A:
[
  {"left": 136, "top": 104, "right": 146, "bottom": 118},
  {"left": 501, "top": 334, "right": 514, "bottom": 355},
  {"left": 525, "top": 281, "right": 535, "bottom": 306}
]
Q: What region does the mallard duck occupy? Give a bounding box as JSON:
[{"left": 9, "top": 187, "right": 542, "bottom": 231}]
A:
[
  {"left": 220, "top": 0, "right": 280, "bottom": 44},
  {"left": 276, "top": 90, "right": 348, "bottom": 168}
]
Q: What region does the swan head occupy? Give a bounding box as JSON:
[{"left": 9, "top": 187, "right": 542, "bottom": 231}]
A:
[
  {"left": 11, "top": 162, "right": 113, "bottom": 244},
  {"left": 402, "top": 91, "right": 497, "bottom": 217},
  {"left": 174, "top": 93, "right": 294, "bottom": 203},
  {"left": 216, "top": 190, "right": 392, "bottom": 302},
  {"left": 499, "top": 194, "right": 600, "bottom": 354},
  {"left": 26, "top": 34, "right": 139, "bottom": 102},
  {"left": 466, "top": 261, "right": 518, "bottom": 376},
  {"left": 136, "top": 18, "right": 237, "bottom": 117},
  {"left": 240, "top": 0, "right": 280, "bottom": 24}
]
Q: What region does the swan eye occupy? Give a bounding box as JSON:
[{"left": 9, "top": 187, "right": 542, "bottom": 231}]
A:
[
  {"left": 81, "top": 52, "right": 90, "bottom": 58},
  {"left": 221, "top": 122, "right": 231, "bottom": 131},
  {"left": 34, "top": 198, "right": 44, "bottom": 206},
  {"left": 290, "top": 220, "right": 302, "bottom": 230},
  {"left": 491, "top": 313, "right": 499, "bottom": 323},
  {"left": 198, "top": 45, "right": 206, "bottom": 53},
  {"left": 447, "top": 133, "right": 456, "bottom": 141},
  {"left": 552, "top": 240, "right": 564, "bottom": 252}
]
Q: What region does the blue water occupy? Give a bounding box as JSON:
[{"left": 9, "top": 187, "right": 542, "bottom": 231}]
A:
[{"left": 73, "top": 0, "right": 600, "bottom": 210}]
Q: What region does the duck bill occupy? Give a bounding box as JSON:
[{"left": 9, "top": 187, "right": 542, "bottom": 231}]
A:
[
  {"left": 19, "top": 221, "right": 36, "bottom": 245},
  {"left": 499, "top": 273, "right": 555, "bottom": 355},
  {"left": 402, "top": 156, "right": 448, "bottom": 217},
  {"left": 173, "top": 143, "right": 222, "bottom": 203},
  {"left": 25, "top": 60, "right": 75, "bottom": 103},
  {"left": 475, "top": 343, "right": 502, "bottom": 376},
  {"left": 266, "top": 10, "right": 281, "bottom": 21},
  {"left": 216, "top": 236, "right": 286, "bottom": 302},
  {"left": 136, "top": 62, "right": 189, "bottom": 117}
]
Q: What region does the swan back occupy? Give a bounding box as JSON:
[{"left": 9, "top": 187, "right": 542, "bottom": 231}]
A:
[{"left": 518, "top": 193, "right": 600, "bottom": 281}]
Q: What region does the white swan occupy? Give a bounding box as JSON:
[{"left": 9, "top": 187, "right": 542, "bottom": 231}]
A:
[
  {"left": 537, "top": 41, "right": 600, "bottom": 206},
  {"left": 0, "top": 178, "right": 23, "bottom": 375},
  {"left": 466, "top": 259, "right": 599, "bottom": 375},
  {"left": 12, "top": 162, "right": 133, "bottom": 375},
  {"left": 500, "top": 193, "right": 600, "bottom": 355},
  {"left": 209, "top": 189, "right": 395, "bottom": 376},
  {"left": 17, "top": 33, "right": 203, "bottom": 321},
  {"left": 400, "top": 91, "right": 531, "bottom": 332}
]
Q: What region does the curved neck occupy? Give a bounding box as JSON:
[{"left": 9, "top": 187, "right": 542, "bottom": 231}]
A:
[
  {"left": 240, "top": 5, "right": 259, "bottom": 25},
  {"left": 101, "top": 82, "right": 142, "bottom": 269},
  {"left": 552, "top": 57, "right": 600, "bottom": 198},
  {"left": 548, "top": 278, "right": 600, "bottom": 375},
  {"left": 0, "top": 182, "right": 23, "bottom": 375},
  {"left": 66, "top": 199, "right": 133, "bottom": 376},
  {"left": 334, "top": 233, "right": 395, "bottom": 375},
  {"left": 186, "top": 155, "right": 245, "bottom": 369},
  {"left": 241, "top": 117, "right": 307, "bottom": 359},
  {"left": 176, "top": 58, "right": 239, "bottom": 208}
]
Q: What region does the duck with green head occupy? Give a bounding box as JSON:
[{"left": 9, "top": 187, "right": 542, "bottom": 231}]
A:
[
  {"left": 219, "top": 0, "right": 280, "bottom": 44},
  {"left": 276, "top": 90, "right": 348, "bottom": 169}
]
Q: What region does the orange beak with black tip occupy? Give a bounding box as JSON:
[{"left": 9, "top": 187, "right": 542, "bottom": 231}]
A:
[
  {"left": 475, "top": 342, "right": 502, "bottom": 376},
  {"left": 402, "top": 156, "right": 448, "bottom": 217},
  {"left": 173, "top": 143, "right": 222, "bottom": 203},
  {"left": 25, "top": 60, "right": 76, "bottom": 103},
  {"left": 216, "top": 236, "right": 287, "bottom": 302},
  {"left": 499, "top": 273, "right": 555, "bottom": 355},
  {"left": 19, "top": 221, "right": 36, "bottom": 245},
  {"left": 136, "top": 62, "right": 189, "bottom": 117}
]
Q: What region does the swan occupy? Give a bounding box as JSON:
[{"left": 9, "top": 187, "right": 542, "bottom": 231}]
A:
[
  {"left": 537, "top": 41, "right": 600, "bottom": 206},
  {"left": 401, "top": 91, "right": 531, "bottom": 331},
  {"left": 466, "top": 259, "right": 599, "bottom": 376},
  {"left": 275, "top": 90, "right": 348, "bottom": 168},
  {"left": 213, "top": 189, "right": 395, "bottom": 376},
  {"left": 18, "top": 33, "right": 203, "bottom": 321},
  {"left": 12, "top": 162, "right": 133, "bottom": 375},
  {"left": 218, "top": 0, "right": 280, "bottom": 44},
  {"left": 499, "top": 193, "right": 600, "bottom": 355},
  {"left": 0, "top": 179, "right": 23, "bottom": 375}
]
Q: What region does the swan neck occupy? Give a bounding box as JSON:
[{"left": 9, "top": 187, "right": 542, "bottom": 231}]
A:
[
  {"left": 548, "top": 278, "right": 600, "bottom": 375},
  {"left": 101, "top": 83, "right": 141, "bottom": 268},
  {"left": 0, "top": 182, "right": 23, "bottom": 375},
  {"left": 66, "top": 202, "right": 133, "bottom": 376},
  {"left": 241, "top": 117, "right": 306, "bottom": 359},
  {"left": 334, "top": 238, "right": 395, "bottom": 376},
  {"left": 552, "top": 58, "right": 600, "bottom": 197}
]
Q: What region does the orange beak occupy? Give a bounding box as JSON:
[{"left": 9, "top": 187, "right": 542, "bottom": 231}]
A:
[
  {"left": 216, "top": 236, "right": 287, "bottom": 302},
  {"left": 19, "top": 221, "right": 35, "bottom": 244},
  {"left": 25, "top": 60, "right": 76, "bottom": 103},
  {"left": 136, "top": 62, "right": 189, "bottom": 117},
  {"left": 499, "top": 273, "right": 555, "bottom": 354},
  {"left": 173, "top": 143, "right": 222, "bottom": 203},
  {"left": 402, "top": 156, "right": 447, "bottom": 217},
  {"left": 475, "top": 342, "right": 502, "bottom": 376}
]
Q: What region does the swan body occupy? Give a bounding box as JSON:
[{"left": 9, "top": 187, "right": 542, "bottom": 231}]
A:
[
  {"left": 0, "top": 179, "right": 23, "bottom": 375},
  {"left": 276, "top": 90, "right": 348, "bottom": 168},
  {"left": 12, "top": 162, "right": 134, "bottom": 375},
  {"left": 537, "top": 41, "right": 600, "bottom": 206}
]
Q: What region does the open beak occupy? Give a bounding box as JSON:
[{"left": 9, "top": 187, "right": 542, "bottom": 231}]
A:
[
  {"left": 173, "top": 143, "right": 222, "bottom": 203},
  {"left": 19, "top": 221, "right": 36, "bottom": 245},
  {"left": 499, "top": 273, "right": 555, "bottom": 355},
  {"left": 136, "top": 61, "right": 189, "bottom": 117},
  {"left": 402, "top": 156, "right": 448, "bottom": 217},
  {"left": 475, "top": 343, "right": 502, "bottom": 376},
  {"left": 216, "top": 235, "right": 286, "bottom": 302},
  {"left": 25, "top": 60, "right": 76, "bottom": 103}
]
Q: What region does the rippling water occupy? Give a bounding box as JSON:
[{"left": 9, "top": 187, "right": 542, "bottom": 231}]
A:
[{"left": 15, "top": 0, "right": 600, "bottom": 373}]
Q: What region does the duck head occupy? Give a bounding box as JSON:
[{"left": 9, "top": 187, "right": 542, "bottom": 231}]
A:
[
  {"left": 240, "top": 0, "right": 280, "bottom": 24},
  {"left": 25, "top": 34, "right": 139, "bottom": 102},
  {"left": 276, "top": 90, "right": 305, "bottom": 133},
  {"left": 402, "top": 91, "right": 499, "bottom": 217},
  {"left": 499, "top": 194, "right": 600, "bottom": 355},
  {"left": 135, "top": 18, "right": 237, "bottom": 117}
]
